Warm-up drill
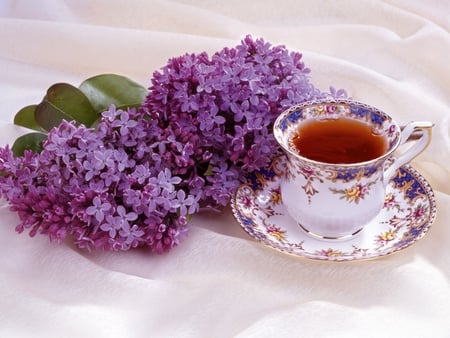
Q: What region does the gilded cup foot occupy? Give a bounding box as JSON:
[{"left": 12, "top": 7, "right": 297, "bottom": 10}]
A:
[{"left": 298, "top": 223, "right": 364, "bottom": 241}]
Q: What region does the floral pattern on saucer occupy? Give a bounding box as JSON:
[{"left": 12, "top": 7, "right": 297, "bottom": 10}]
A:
[{"left": 231, "top": 156, "right": 436, "bottom": 261}]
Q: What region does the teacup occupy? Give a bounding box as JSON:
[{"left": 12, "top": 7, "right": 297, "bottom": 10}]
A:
[{"left": 273, "top": 99, "right": 432, "bottom": 240}]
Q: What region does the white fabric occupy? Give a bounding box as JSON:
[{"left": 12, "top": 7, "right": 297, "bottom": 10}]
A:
[{"left": 0, "top": 1, "right": 449, "bottom": 337}]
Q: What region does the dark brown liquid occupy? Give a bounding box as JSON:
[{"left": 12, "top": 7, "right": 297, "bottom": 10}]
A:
[{"left": 291, "top": 119, "right": 387, "bottom": 164}]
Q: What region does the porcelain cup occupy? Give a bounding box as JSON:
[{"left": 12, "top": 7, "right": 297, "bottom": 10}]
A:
[{"left": 273, "top": 99, "right": 432, "bottom": 240}]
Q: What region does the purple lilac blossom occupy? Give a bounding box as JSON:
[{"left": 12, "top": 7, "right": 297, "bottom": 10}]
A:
[
  {"left": 0, "top": 35, "right": 347, "bottom": 253},
  {"left": 141, "top": 35, "right": 346, "bottom": 209},
  {"left": 0, "top": 106, "right": 199, "bottom": 253}
]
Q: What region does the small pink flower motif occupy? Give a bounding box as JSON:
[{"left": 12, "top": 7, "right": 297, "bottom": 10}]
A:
[
  {"left": 388, "top": 124, "right": 396, "bottom": 136},
  {"left": 240, "top": 195, "right": 252, "bottom": 208},
  {"left": 384, "top": 193, "right": 396, "bottom": 208},
  {"left": 266, "top": 225, "right": 286, "bottom": 241},
  {"left": 318, "top": 248, "right": 344, "bottom": 257},
  {"left": 301, "top": 166, "right": 315, "bottom": 177},
  {"left": 359, "top": 184, "right": 369, "bottom": 197},
  {"left": 413, "top": 205, "right": 426, "bottom": 219},
  {"left": 326, "top": 105, "right": 337, "bottom": 114}
]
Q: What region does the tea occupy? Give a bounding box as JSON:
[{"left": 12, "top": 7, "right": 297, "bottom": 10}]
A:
[{"left": 291, "top": 118, "right": 387, "bottom": 164}]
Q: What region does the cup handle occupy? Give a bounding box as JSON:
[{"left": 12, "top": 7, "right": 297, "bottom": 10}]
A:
[{"left": 384, "top": 121, "right": 433, "bottom": 182}]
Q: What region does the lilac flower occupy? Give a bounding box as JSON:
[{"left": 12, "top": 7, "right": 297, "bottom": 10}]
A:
[
  {"left": 149, "top": 168, "right": 182, "bottom": 193},
  {"left": 119, "top": 223, "right": 144, "bottom": 247},
  {"left": 86, "top": 196, "right": 111, "bottom": 223},
  {"left": 0, "top": 36, "right": 348, "bottom": 253},
  {"left": 115, "top": 205, "right": 138, "bottom": 228},
  {"left": 131, "top": 164, "right": 151, "bottom": 184},
  {"left": 111, "top": 110, "right": 138, "bottom": 135},
  {"left": 92, "top": 149, "right": 114, "bottom": 170},
  {"left": 0, "top": 107, "right": 198, "bottom": 253},
  {"left": 114, "top": 149, "right": 133, "bottom": 172},
  {"left": 101, "top": 215, "right": 122, "bottom": 238},
  {"left": 83, "top": 159, "right": 98, "bottom": 181},
  {"left": 141, "top": 35, "right": 347, "bottom": 209},
  {"left": 173, "top": 190, "right": 199, "bottom": 216}
]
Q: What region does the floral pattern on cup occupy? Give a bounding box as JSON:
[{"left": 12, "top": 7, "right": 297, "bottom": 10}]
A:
[
  {"left": 273, "top": 99, "right": 432, "bottom": 240},
  {"left": 330, "top": 180, "right": 377, "bottom": 204},
  {"left": 285, "top": 158, "right": 324, "bottom": 203},
  {"left": 285, "top": 153, "right": 383, "bottom": 205}
]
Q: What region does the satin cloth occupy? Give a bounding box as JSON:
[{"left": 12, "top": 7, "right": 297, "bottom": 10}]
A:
[{"left": 0, "top": 1, "right": 449, "bottom": 337}]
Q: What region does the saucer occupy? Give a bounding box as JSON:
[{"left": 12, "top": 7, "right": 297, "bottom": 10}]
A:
[{"left": 231, "top": 156, "right": 436, "bottom": 261}]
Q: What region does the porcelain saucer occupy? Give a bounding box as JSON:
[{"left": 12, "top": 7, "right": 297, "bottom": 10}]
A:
[{"left": 231, "top": 156, "right": 436, "bottom": 261}]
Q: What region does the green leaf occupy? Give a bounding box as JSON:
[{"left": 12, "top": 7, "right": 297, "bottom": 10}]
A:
[
  {"left": 203, "top": 164, "right": 215, "bottom": 176},
  {"left": 35, "top": 83, "right": 98, "bottom": 131},
  {"left": 79, "top": 74, "right": 148, "bottom": 113},
  {"left": 11, "top": 132, "right": 47, "bottom": 157},
  {"left": 13, "top": 104, "right": 46, "bottom": 132}
]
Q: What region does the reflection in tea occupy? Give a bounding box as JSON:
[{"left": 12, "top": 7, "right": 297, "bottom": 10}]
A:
[{"left": 291, "top": 118, "right": 387, "bottom": 164}]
